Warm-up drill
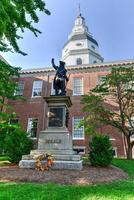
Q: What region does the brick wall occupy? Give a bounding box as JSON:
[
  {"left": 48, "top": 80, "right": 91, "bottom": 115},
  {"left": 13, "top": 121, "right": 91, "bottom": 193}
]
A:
[{"left": 7, "top": 68, "right": 126, "bottom": 157}]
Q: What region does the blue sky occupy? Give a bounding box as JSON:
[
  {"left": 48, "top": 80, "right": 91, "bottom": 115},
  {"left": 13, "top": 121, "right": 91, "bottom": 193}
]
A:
[{"left": 2, "top": 0, "right": 134, "bottom": 69}]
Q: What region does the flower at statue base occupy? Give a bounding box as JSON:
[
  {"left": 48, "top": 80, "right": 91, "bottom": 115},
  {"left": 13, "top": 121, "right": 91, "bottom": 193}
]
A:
[
  {"left": 34, "top": 153, "right": 54, "bottom": 171},
  {"left": 35, "top": 159, "right": 42, "bottom": 171}
]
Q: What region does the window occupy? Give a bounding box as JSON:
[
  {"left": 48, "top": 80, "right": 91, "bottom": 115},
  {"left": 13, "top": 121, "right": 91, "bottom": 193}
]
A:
[
  {"left": 93, "top": 60, "right": 97, "bottom": 64},
  {"left": 10, "top": 118, "right": 19, "bottom": 124},
  {"left": 125, "top": 81, "right": 134, "bottom": 91},
  {"left": 130, "top": 116, "right": 134, "bottom": 127},
  {"left": 27, "top": 118, "right": 38, "bottom": 138},
  {"left": 32, "top": 81, "right": 43, "bottom": 97},
  {"left": 76, "top": 58, "right": 82, "bottom": 65},
  {"left": 76, "top": 43, "right": 82, "bottom": 46},
  {"left": 73, "top": 117, "right": 84, "bottom": 140},
  {"left": 112, "top": 147, "right": 117, "bottom": 158},
  {"left": 73, "top": 77, "right": 83, "bottom": 95},
  {"left": 73, "top": 146, "right": 85, "bottom": 155},
  {"left": 97, "top": 76, "right": 106, "bottom": 85},
  {"left": 130, "top": 116, "right": 134, "bottom": 139},
  {"left": 14, "top": 82, "right": 24, "bottom": 96}
]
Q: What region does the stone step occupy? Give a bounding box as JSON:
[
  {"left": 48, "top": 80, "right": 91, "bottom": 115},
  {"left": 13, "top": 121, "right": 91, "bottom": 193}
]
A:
[
  {"left": 19, "top": 160, "right": 83, "bottom": 170},
  {"left": 22, "top": 154, "right": 81, "bottom": 161},
  {"left": 53, "top": 154, "right": 81, "bottom": 161},
  {"left": 30, "top": 149, "right": 76, "bottom": 155}
]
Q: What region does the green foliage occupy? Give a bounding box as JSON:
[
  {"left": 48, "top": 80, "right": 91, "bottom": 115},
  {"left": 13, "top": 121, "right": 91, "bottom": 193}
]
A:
[
  {"left": 89, "top": 134, "right": 113, "bottom": 167},
  {"left": 0, "top": 1, "right": 50, "bottom": 163},
  {"left": 0, "top": 115, "right": 33, "bottom": 163},
  {"left": 0, "top": 61, "right": 24, "bottom": 160},
  {"left": 0, "top": 0, "right": 50, "bottom": 55},
  {"left": 4, "top": 129, "right": 33, "bottom": 163},
  {"left": 112, "top": 159, "right": 134, "bottom": 178},
  {"left": 81, "top": 67, "right": 134, "bottom": 160},
  {"left": 0, "top": 156, "right": 11, "bottom": 167},
  {"left": 0, "top": 156, "right": 10, "bottom": 161},
  {"left": 0, "top": 60, "right": 20, "bottom": 99},
  {"left": 0, "top": 60, "right": 21, "bottom": 120}
]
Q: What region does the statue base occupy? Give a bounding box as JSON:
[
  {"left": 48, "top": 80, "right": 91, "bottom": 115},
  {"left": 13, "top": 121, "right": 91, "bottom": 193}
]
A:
[{"left": 19, "top": 96, "right": 83, "bottom": 170}]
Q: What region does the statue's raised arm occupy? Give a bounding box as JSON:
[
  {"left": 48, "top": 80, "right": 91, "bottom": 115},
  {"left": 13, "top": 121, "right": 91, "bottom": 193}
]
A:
[{"left": 51, "top": 58, "right": 58, "bottom": 70}]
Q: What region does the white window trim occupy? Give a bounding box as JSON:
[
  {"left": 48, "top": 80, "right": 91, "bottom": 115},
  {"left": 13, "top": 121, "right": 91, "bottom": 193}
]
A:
[
  {"left": 72, "top": 117, "right": 85, "bottom": 140},
  {"left": 129, "top": 116, "right": 134, "bottom": 140},
  {"left": 131, "top": 136, "right": 134, "bottom": 141},
  {"left": 125, "top": 81, "right": 134, "bottom": 91},
  {"left": 14, "top": 81, "right": 25, "bottom": 96},
  {"left": 113, "top": 147, "right": 117, "bottom": 158},
  {"left": 73, "top": 77, "right": 84, "bottom": 96},
  {"left": 97, "top": 76, "right": 106, "bottom": 86},
  {"left": 109, "top": 138, "right": 116, "bottom": 141},
  {"left": 32, "top": 80, "right": 43, "bottom": 98},
  {"left": 51, "top": 80, "right": 55, "bottom": 95},
  {"left": 27, "top": 118, "right": 38, "bottom": 139}
]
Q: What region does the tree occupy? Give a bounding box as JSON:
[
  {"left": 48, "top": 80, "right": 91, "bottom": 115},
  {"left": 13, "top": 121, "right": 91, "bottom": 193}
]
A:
[
  {"left": 0, "top": 60, "right": 20, "bottom": 113},
  {"left": 81, "top": 67, "right": 134, "bottom": 160},
  {"left": 0, "top": 0, "right": 50, "bottom": 109},
  {"left": 0, "top": 1, "right": 50, "bottom": 159},
  {"left": 0, "top": 117, "right": 33, "bottom": 163},
  {"left": 0, "top": 0, "right": 50, "bottom": 55}
]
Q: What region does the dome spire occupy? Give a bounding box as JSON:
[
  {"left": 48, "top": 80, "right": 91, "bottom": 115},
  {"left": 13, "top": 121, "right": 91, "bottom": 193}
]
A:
[{"left": 78, "top": 3, "right": 81, "bottom": 16}]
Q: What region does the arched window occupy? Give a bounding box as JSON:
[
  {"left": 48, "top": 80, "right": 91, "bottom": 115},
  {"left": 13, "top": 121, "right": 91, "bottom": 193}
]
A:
[{"left": 76, "top": 58, "right": 82, "bottom": 65}]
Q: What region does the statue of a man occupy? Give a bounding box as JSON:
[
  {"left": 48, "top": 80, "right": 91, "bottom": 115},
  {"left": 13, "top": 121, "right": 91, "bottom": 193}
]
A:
[{"left": 51, "top": 58, "right": 69, "bottom": 96}]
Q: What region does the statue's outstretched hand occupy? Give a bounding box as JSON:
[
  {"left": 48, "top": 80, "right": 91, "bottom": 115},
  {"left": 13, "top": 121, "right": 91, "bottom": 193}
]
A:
[{"left": 51, "top": 58, "right": 54, "bottom": 63}]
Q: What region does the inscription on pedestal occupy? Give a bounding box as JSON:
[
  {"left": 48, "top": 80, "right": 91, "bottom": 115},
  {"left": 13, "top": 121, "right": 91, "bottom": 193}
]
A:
[{"left": 45, "top": 139, "right": 62, "bottom": 144}]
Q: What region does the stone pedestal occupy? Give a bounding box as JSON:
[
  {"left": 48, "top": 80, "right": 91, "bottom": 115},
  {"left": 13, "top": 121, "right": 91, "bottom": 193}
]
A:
[{"left": 19, "top": 96, "right": 83, "bottom": 170}]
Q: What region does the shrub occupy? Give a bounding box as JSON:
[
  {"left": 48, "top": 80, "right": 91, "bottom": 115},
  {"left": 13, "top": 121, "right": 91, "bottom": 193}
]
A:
[
  {"left": 89, "top": 134, "right": 113, "bottom": 167},
  {"left": 0, "top": 122, "right": 33, "bottom": 163},
  {"left": 4, "top": 128, "right": 33, "bottom": 163}
]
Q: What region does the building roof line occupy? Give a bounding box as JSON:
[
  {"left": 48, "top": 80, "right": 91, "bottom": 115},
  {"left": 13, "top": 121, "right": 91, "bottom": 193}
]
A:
[{"left": 21, "top": 59, "right": 134, "bottom": 74}]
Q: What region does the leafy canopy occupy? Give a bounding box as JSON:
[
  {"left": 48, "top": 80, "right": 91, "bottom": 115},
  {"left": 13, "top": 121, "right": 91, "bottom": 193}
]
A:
[
  {"left": 0, "top": 0, "right": 50, "bottom": 55},
  {"left": 0, "top": 1, "right": 50, "bottom": 161},
  {"left": 0, "top": 0, "right": 50, "bottom": 111},
  {"left": 81, "top": 66, "right": 134, "bottom": 159},
  {"left": 81, "top": 67, "right": 134, "bottom": 137},
  {"left": 0, "top": 60, "right": 20, "bottom": 98}
]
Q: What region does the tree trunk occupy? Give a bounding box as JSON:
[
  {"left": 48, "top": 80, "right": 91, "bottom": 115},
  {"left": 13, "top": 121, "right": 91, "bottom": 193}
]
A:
[
  {"left": 126, "top": 137, "right": 133, "bottom": 160},
  {"left": 0, "top": 97, "right": 5, "bottom": 112}
]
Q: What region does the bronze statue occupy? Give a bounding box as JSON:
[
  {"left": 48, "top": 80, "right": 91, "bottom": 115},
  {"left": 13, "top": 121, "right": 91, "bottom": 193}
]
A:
[{"left": 51, "top": 58, "right": 69, "bottom": 96}]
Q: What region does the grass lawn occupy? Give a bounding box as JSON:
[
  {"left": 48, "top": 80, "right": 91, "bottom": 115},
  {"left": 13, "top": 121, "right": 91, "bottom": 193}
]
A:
[
  {"left": 0, "top": 159, "right": 134, "bottom": 200},
  {"left": 0, "top": 156, "right": 11, "bottom": 167}
]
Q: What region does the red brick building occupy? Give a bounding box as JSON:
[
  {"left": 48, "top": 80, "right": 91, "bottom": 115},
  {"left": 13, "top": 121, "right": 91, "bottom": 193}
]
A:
[
  {"left": 8, "top": 60, "right": 134, "bottom": 157},
  {"left": 7, "top": 12, "right": 134, "bottom": 158}
]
